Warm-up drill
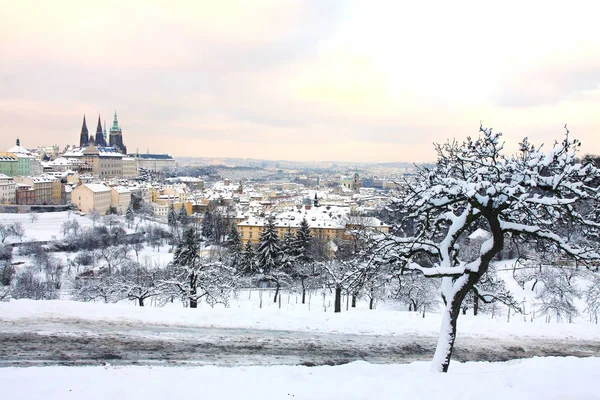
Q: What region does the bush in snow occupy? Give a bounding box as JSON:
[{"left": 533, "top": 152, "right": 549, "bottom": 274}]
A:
[{"left": 12, "top": 266, "right": 59, "bottom": 300}]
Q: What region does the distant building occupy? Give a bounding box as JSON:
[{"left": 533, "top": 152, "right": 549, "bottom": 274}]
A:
[
  {"left": 0, "top": 139, "right": 43, "bottom": 177},
  {"left": 130, "top": 153, "right": 176, "bottom": 173},
  {"left": 109, "top": 185, "right": 132, "bottom": 214},
  {"left": 0, "top": 173, "right": 16, "bottom": 204},
  {"left": 13, "top": 176, "right": 59, "bottom": 204},
  {"left": 108, "top": 111, "right": 127, "bottom": 154},
  {"left": 15, "top": 184, "right": 35, "bottom": 205},
  {"left": 71, "top": 183, "right": 112, "bottom": 215},
  {"left": 69, "top": 113, "right": 135, "bottom": 178}
]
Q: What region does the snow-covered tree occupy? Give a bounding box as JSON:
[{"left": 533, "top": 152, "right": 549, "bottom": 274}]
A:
[
  {"left": 167, "top": 203, "right": 178, "bottom": 234},
  {"left": 318, "top": 259, "right": 369, "bottom": 312},
  {"left": 168, "top": 228, "right": 235, "bottom": 308},
  {"left": 535, "top": 266, "right": 582, "bottom": 322},
  {"left": 256, "top": 217, "right": 281, "bottom": 275},
  {"left": 585, "top": 275, "right": 600, "bottom": 323},
  {"left": 177, "top": 205, "right": 190, "bottom": 227},
  {"left": 378, "top": 126, "right": 600, "bottom": 372},
  {"left": 0, "top": 224, "right": 13, "bottom": 243},
  {"left": 240, "top": 240, "right": 257, "bottom": 276},
  {"left": 226, "top": 225, "right": 244, "bottom": 272},
  {"left": 112, "top": 261, "right": 167, "bottom": 307},
  {"left": 125, "top": 202, "right": 135, "bottom": 228},
  {"left": 390, "top": 271, "right": 440, "bottom": 315},
  {"left": 10, "top": 222, "right": 25, "bottom": 242}
]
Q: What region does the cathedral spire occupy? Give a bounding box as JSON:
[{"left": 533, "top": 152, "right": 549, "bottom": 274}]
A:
[
  {"left": 111, "top": 110, "right": 120, "bottom": 132},
  {"left": 94, "top": 115, "right": 106, "bottom": 146},
  {"left": 79, "top": 115, "right": 89, "bottom": 147}
]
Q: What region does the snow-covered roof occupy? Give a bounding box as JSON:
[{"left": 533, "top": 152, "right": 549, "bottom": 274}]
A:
[
  {"left": 63, "top": 146, "right": 125, "bottom": 158},
  {"left": 110, "top": 185, "right": 131, "bottom": 194},
  {"left": 83, "top": 183, "right": 111, "bottom": 193},
  {"left": 6, "top": 145, "right": 33, "bottom": 155}
]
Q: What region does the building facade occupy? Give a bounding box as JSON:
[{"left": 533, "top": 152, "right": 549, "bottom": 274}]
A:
[
  {"left": 0, "top": 174, "right": 16, "bottom": 204},
  {"left": 109, "top": 186, "right": 132, "bottom": 214},
  {"left": 71, "top": 183, "right": 112, "bottom": 215}
]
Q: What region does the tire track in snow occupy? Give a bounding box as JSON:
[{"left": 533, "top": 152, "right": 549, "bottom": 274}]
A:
[{"left": 1, "top": 318, "right": 599, "bottom": 367}]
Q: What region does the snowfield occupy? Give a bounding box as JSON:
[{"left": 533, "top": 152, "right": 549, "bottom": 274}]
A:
[
  {"left": 2, "top": 299, "right": 600, "bottom": 340},
  {"left": 2, "top": 357, "right": 600, "bottom": 400},
  {"left": 0, "top": 211, "right": 96, "bottom": 243}
]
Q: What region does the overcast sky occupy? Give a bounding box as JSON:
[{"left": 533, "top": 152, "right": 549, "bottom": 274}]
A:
[{"left": 1, "top": 0, "right": 599, "bottom": 163}]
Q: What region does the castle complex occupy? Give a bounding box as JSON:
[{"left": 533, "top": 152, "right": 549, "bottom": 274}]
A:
[{"left": 79, "top": 112, "right": 127, "bottom": 154}]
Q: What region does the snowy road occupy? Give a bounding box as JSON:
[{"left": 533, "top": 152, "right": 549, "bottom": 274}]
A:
[{"left": 1, "top": 318, "right": 599, "bottom": 367}]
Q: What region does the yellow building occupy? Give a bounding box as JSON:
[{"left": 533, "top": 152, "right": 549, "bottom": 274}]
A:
[
  {"left": 237, "top": 208, "right": 389, "bottom": 244},
  {"left": 109, "top": 186, "right": 132, "bottom": 214}
]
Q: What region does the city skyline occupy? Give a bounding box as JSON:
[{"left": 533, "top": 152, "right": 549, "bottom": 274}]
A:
[{"left": 1, "top": 0, "right": 600, "bottom": 162}]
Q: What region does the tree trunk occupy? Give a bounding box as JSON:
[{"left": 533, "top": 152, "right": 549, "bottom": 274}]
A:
[
  {"left": 473, "top": 294, "right": 479, "bottom": 316},
  {"left": 301, "top": 280, "right": 306, "bottom": 304},
  {"left": 431, "top": 283, "right": 463, "bottom": 372},
  {"left": 369, "top": 296, "right": 374, "bottom": 310},
  {"left": 351, "top": 294, "right": 357, "bottom": 308},
  {"left": 334, "top": 286, "right": 342, "bottom": 313},
  {"left": 138, "top": 298, "right": 144, "bottom": 307},
  {"left": 273, "top": 282, "right": 280, "bottom": 303},
  {"left": 190, "top": 274, "right": 197, "bottom": 308}
]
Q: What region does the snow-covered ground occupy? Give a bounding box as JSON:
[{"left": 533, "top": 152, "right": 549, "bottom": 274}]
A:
[
  {"left": 2, "top": 298, "right": 600, "bottom": 340},
  {"left": 2, "top": 357, "right": 599, "bottom": 400},
  {"left": 0, "top": 211, "right": 95, "bottom": 243}
]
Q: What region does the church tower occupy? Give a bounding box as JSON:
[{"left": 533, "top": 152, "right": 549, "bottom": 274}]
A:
[
  {"left": 79, "top": 115, "right": 89, "bottom": 147},
  {"left": 94, "top": 115, "right": 107, "bottom": 146},
  {"left": 109, "top": 111, "right": 127, "bottom": 154}
]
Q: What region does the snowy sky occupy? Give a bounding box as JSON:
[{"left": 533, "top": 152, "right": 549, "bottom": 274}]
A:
[{"left": 1, "top": 0, "right": 600, "bottom": 162}]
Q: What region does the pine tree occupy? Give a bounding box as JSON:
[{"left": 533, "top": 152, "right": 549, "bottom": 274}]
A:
[
  {"left": 295, "top": 217, "right": 312, "bottom": 264},
  {"left": 177, "top": 205, "right": 190, "bottom": 226},
  {"left": 240, "top": 240, "right": 256, "bottom": 275},
  {"left": 280, "top": 231, "right": 297, "bottom": 275},
  {"left": 227, "top": 225, "right": 243, "bottom": 272},
  {"left": 125, "top": 202, "right": 135, "bottom": 228},
  {"left": 256, "top": 217, "right": 281, "bottom": 275},
  {"left": 172, "top": 228, "right": 200, "bottom": 308},
  {"left": 167, "top": 203, "right": 178, "bottom": 232},
  {"left": 294, "top": 217, "right": 313, "bottom": 304},
  {"left": 201, "top": 211, "right": 213, "bottom": 239}
]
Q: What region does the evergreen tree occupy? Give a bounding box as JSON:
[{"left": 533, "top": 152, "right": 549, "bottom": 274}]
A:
[
  {"left": 167, "top": 203, "right": 178, "bottom": 232},
  {"left": 172, "top": 228, "right": 201, "bottom": 308},
  {"left": 256, "top": 217, "right": 281, "bottom": 275},
  {"left": 177, "top": 205, "right": 190, "bottom": 226},
  {"left": 227, "top": 225, "right": 243, "bottom": 272},
  {"left": 170, "top": 227, "right": 235, "bottom": 308},
  {"left": 293, "top": 217, "right": 314, "bottom": 304},
  {"left": 201, "top": 211, "right": 213, "bottom": 239},
  {"left": 280, "top": 231, "right": 297, "bottom": 275},
  {"left": 240, "top": 240, "right": 257, "bottom": 275},
  {"left": 295, "top": 217, "right": 312, "bottom": 264},
  {"left": 125, "top": 202, "right": 135, "bottom": 228}
]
